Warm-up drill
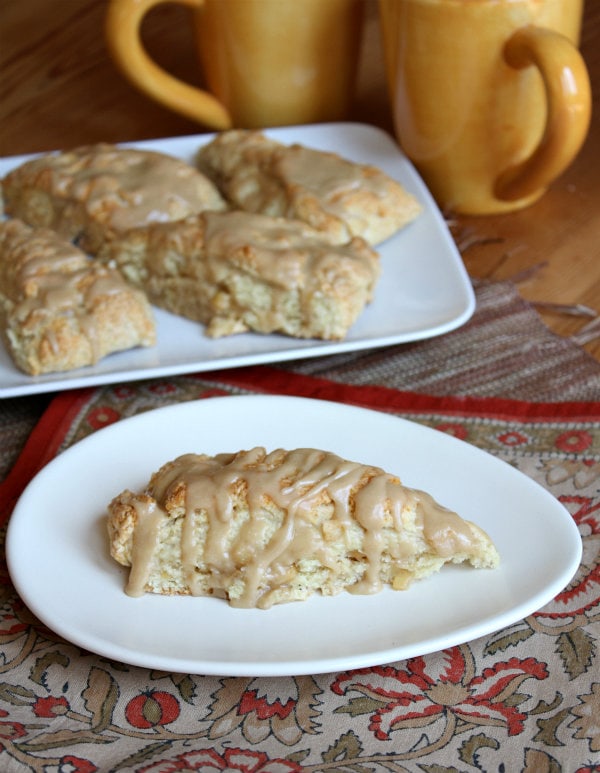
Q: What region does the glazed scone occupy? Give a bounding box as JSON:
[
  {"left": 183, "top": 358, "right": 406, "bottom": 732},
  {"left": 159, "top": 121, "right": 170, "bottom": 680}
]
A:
[
  {"left": 98, "top": 210, "right": 380, "bottom": 340},
  {"left": 2, "top": 143, "right": 227, "bottom": 253},
  {"left": 196, "top": 130, "right": 422, "bottom": 245},
  {"left": 0, "top": 219, "right": 156, "bottom": 375},
  {"left": 107, "top": 446, "right": 499, "bottom": 609}
]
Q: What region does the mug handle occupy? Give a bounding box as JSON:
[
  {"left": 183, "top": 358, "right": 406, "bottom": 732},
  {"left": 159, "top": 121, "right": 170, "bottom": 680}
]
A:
[
  {"left": 495, "top": 26, "right": 591, "bottom": 202},
  {"left": 105, "top": 0, "right": 233, "bottom": 130}
]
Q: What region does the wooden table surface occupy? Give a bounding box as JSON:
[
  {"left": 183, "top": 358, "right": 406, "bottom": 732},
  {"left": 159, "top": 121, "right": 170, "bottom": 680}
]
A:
[{"left": 1, "top": 0, "right": 599, "bottom": 360}]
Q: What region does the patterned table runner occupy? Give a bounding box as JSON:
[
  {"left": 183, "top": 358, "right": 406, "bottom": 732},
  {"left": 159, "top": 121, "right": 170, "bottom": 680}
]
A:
[
  {"left": 2, "top": 278, "right": 600, "bottom": 487},
  {"left": 1, "top": 365, "right": 598, "bottom": 772}
]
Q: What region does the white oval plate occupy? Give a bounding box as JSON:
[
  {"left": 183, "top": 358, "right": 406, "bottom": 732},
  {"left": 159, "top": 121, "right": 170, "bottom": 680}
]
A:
[{"left": 7, "top": 396, "right": 581, "bottom": 676}]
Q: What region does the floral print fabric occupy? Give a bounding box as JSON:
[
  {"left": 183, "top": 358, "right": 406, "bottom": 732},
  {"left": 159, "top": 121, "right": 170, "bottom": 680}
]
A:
[{"left": 0, "top": 369, "right": 598, "bottom": 772}]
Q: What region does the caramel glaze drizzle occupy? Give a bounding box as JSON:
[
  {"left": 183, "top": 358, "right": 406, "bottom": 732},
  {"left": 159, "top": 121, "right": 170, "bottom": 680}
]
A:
[
  {"left": 3, "top": 221, "right": 132, "bottom": 361},
  {"left": 126, "top": 447, "right": 480, "bottom": 609}
]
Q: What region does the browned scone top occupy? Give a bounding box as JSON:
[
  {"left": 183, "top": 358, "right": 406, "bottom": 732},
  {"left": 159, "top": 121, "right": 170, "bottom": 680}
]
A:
[
  {"left": 2, "top": 143, "right": 228, "bottom": 253},
  {"left": 107, "top": 446, "right": 500, "bottom": 609},
  {"left": 0, "top": 218, "right": 155, "bottom": 375},
  {"left": 196, "top": 130, "right": 422, "bottom": 246},
  {"left": 98, "top": 210, "right": 381, "bottom": 340}
]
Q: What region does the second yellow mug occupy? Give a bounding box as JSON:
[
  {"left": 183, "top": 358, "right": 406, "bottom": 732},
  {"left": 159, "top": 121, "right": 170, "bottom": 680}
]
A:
[
  {"left": 379, "top": 0, "right": 591, "bottom": 214},
  {"left": 106, "top": 0, "right": 364, "bottom": 130}
]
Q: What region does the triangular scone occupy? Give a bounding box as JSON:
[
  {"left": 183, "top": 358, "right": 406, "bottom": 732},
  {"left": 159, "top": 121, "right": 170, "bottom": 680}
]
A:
[
  {"left": 0, "top": 219, "right": 155, "bottom": 375},
  {"left": 98, "top": 210, "right": 380, "bottom": 341},
  {"left": 196, "top": 130, "right": 422, "bottom": 246},
  {"left": 2, "top": 143, "right": 227, "bottom": 254},
  {"left": 107, "top": 447, "right": 499, "bottom": 609}
]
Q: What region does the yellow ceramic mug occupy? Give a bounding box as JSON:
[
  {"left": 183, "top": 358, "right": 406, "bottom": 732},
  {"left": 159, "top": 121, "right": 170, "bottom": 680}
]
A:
[
  {"left": 106, "top": 0, "right": 364, "bottom": 130},
  {"left": 379, "top": 0, "right": 591, "bottom": 214}
]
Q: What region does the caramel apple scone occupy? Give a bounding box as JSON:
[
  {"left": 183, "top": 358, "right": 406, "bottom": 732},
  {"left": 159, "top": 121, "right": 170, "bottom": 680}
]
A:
[
  {"left": 98, "top": 209, "right": 380, "bottom": 340},
  {"left": 0, "top": 219, "right": 155, "bottom": 375},
  {"left": 107, "top": 447, "right": 499, "bottom": 609},
  {"left": 196, "top": 130, "right": 422, "bottom": 246},
  {"left": 2, "top": 143, "right": 227, "bottom": 253}
]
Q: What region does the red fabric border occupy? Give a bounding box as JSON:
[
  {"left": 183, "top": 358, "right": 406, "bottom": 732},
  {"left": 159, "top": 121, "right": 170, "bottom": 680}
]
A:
[
  {"left": 2, "top": 365, "right": 598, "bottom": 527},
  {"left": 205, "top": 366, "right": 600, "bottom": 422},
  {"left": 0, "top": 388, "right": 95, "bottom": 525}
]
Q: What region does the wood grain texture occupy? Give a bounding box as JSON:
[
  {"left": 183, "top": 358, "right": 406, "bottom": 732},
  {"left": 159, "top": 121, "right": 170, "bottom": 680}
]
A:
[{"left": 1, "top": 0, "right": 598, "bottom": 359}]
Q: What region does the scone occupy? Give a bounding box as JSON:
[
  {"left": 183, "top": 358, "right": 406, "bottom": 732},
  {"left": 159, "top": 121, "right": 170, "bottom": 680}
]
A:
[
  {"left": 0, "top": 218, "right": 155, "bottom": 375},
  {"left": 2, "top": 143, "right": 227, "bottom": 253},
  {"left": 196, "top": 130, "right": 422, "bottom": 245},
  {"left": 98, "top": 210, "right": 380, "bottom": 340},
  {"left": 107, "top": 446, "right": 499, "bottom": 609}
]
